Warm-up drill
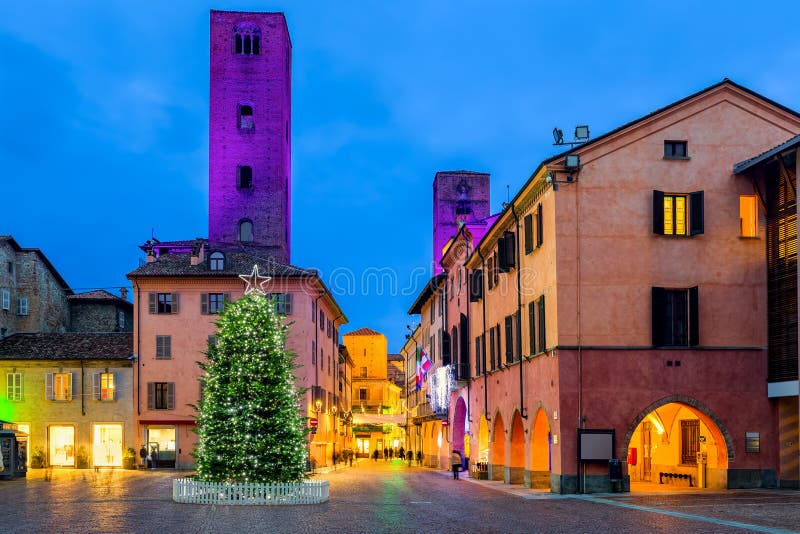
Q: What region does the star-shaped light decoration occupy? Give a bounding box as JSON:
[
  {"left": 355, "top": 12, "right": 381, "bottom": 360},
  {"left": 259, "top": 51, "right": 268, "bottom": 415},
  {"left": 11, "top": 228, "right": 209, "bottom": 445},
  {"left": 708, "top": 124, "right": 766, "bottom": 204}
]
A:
[{"left": 239, "top": 264, "right": 271, "bottom": 296}]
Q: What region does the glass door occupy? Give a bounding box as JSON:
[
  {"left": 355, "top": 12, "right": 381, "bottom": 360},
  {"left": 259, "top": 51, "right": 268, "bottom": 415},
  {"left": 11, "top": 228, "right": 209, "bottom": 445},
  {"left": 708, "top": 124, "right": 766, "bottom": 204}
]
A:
[
  {"left": 49, "top": 425, "right": 75, "bottom": 467},
  {"left": 146, "top": 426, "right": 176, "bottom": 468},
  {"left": 93, "top": 424, "right": 123, "bottom": 467}
]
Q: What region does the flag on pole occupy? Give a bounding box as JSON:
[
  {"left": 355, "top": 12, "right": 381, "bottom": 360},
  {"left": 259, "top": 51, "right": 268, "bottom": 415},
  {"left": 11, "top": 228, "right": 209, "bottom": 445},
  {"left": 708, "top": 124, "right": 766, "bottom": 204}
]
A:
[
  {"left": 420, "top": 349, "right": 432, "bottom": 374},
  {"left": 415, "top": 347, "right": 422, "bottom": 390}
]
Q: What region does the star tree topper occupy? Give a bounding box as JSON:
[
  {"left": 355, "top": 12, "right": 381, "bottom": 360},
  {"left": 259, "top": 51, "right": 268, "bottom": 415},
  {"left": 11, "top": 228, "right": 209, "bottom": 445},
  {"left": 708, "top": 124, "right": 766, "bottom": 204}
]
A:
[{"left": 239, "top": 264, "right": 271, "bottom": 296}]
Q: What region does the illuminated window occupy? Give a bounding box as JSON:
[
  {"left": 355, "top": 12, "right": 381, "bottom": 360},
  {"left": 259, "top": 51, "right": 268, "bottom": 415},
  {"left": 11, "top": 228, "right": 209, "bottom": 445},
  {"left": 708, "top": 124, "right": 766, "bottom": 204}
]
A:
[
  {"left": 653, "top": 191, "right": 704, "bottom": 236},
  {"left": 238, "top": 220, "right": 253, "bottom": 242},
  {"left": 46, "top": 372, "right": 72, "bottom": 401},
  {"left": 740, "top": 195, "right": 758, "bottom": 237},
  {"left": 6, "top": 372, "right": 22, "bottom": 401},
  {"left": 93, "top": 372, "right": 115, "bottom": 401},
  {"left": 209, "top": 251, "right": 225, "bottom": 271}
]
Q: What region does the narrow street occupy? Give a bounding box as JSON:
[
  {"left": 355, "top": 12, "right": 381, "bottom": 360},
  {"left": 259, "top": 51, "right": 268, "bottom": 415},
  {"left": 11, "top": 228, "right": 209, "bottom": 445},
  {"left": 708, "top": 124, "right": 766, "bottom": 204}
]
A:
[{"left": 1, "top": 462, "right": 798, "bottom": 533}]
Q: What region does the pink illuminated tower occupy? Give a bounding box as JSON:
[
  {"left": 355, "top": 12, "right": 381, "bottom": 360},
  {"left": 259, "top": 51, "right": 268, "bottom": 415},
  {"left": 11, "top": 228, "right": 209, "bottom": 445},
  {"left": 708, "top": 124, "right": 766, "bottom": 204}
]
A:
[
  {"left": 209, "top": 11, "right": 291, "bottom": 263},
  {"left": 432, "top": 171, "right": 490, "bottom": 273}
]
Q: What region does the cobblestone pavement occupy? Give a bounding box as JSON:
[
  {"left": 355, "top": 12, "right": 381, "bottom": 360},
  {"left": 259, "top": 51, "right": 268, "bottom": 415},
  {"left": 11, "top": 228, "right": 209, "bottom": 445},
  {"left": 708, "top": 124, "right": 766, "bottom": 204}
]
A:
[{"left": 1, "top": 461, "right": 798, "bottom": 533}]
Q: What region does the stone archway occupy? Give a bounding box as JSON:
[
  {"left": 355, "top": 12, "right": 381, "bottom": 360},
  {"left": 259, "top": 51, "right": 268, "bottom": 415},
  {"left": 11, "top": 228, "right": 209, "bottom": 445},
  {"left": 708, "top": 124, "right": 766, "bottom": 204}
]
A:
[
  {"left": 528, "top": 407, "right": 551, "bottom": 489},
  {"left": 490, "top": 413, "right": 505, "bottom": 481},
  {"left": 452, "top": 396, "right": 467, "bottom": 459},
  {"left": 508, "top": 410, "right": 525, "bottom": 484},
  {"left": 625, "top": 396, "right": 733, "bottom": 491}
]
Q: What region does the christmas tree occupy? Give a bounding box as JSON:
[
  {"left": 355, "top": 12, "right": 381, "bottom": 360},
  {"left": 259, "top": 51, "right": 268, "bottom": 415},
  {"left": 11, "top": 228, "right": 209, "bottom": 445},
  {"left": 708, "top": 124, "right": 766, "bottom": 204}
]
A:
[{"left": 193, "top": 273, "right": 308, "bottom": 483}]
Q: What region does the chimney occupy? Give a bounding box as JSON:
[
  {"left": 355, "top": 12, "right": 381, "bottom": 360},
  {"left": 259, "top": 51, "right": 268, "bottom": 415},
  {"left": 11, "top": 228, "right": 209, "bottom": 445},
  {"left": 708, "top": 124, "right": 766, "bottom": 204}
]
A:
[
  {"left": 119, "top": 287, "right": 128, "bottom": 300},
  {"left": 146, "top": 249, "right": 156, "bottom": 263},
  {"left": 190, "top": 238, "right": 205, "bottom": 266}
]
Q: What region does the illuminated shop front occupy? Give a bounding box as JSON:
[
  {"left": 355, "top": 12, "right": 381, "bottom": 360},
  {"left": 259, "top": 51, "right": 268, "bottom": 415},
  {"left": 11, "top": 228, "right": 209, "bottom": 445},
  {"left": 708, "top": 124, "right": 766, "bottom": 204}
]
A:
[
  {"left": 146, "top": 426, "right": 177, "bottom": 468},
  {"left": 93, "top": 424, "right": 123, "bottom": 467},
  {"left": 49, "top": 425, "right": 75, "bottom": 467}
]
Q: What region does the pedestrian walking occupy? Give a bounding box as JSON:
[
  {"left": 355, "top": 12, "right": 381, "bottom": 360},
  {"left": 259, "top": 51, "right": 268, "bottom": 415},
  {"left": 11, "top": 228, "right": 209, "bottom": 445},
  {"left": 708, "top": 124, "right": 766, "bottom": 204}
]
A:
[
  {"left": 383, "top": 447, "right": 388, "bottom": 461},
  {"left": 416, "top": 450, "right": 423, "bottom": 466},
  {"left": 372, "top": 449, "right": 378, "bottom": 462},
  {"left": 348, "top": 450, "right": 353, "bottom": 467},
  {"left": 389, "top": 448, "right": 394, "bottom": 460},
  {"left": 451, "top": 450, "right": 463, "bottom": 480},
  {"left": 399, "top": 447, "right": 405, "bottom": 461}
]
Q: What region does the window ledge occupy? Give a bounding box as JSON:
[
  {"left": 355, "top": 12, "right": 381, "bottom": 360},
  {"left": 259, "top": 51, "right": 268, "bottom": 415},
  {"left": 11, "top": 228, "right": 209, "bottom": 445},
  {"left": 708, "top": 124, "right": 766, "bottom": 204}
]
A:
[
  {"left": 663, "top": 156, "right": 691, "bottom": 161},
  {"left": 738, "top": 235, "right": 761, "bottom": 240}
]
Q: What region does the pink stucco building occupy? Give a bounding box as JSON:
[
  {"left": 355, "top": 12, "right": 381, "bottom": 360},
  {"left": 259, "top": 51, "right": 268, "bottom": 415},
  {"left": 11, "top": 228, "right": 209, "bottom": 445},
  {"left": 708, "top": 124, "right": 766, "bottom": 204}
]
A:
[{"left": 408, "top": 80, "right": 800, "bottom": 492}]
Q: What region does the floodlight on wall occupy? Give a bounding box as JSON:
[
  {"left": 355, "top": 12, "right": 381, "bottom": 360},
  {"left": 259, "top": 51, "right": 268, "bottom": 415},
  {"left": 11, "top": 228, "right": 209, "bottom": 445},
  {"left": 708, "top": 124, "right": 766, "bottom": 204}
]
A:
[
  {"left": 565, "top": 154, "right": 580, "bottom": 170},
  {"left": 574, "top": 125, "right": 590, "bottom": 140},
  {"left": 552, "top": 128, "right": 564, "bottom": 145}
]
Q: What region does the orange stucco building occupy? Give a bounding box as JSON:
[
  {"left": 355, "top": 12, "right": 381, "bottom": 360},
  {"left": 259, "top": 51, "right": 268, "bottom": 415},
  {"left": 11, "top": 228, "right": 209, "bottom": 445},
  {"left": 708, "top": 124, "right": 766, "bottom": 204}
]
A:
[{"left": 408, "top": 79, "right": 800, "bottom": 492}]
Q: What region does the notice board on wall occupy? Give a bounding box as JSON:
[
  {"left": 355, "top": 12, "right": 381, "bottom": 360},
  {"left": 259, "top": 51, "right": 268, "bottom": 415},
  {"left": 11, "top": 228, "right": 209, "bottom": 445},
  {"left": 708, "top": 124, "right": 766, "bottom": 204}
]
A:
[{"left": 578, "top": 429, "right": 615, "bottom": 462}]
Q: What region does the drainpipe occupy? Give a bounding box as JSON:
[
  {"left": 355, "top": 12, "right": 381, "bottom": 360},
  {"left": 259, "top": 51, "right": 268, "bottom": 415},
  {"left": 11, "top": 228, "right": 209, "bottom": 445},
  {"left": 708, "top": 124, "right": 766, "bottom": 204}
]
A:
[
  {"left": 477, "top": 248, "right": 490, "bottom": 423},
  {"left": 510, "top": 204, "right": 527, "bottom": 420},
  {"left": 81, "top": 360, "right": 85, "bottom": 416},
  {"left": 133, "top": 278, "right": 141, "bottom": 417}
]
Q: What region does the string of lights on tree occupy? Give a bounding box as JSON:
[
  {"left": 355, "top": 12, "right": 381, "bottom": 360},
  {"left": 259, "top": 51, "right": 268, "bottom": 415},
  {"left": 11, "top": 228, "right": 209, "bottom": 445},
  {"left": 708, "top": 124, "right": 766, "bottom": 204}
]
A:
[{"left": 191, "top": 265, "right": 308, "bottom": 483}]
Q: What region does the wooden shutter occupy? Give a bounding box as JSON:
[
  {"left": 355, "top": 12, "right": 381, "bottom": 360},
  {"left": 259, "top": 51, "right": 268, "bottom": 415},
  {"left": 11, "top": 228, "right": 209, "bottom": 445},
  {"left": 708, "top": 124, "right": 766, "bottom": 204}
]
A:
[
  {"left": 489, "top": 329, "right": 495, "bottom": 370},
  {"left": 653, "top": 191, "right": 665, "bottom": 234},
  {"left": 285, "top": 293, "right": 293, "bottom": 315},
  {"left": 167, "top": 383, "right": 175, "bottom": 410},
  {"left": 469, "top": 269, "right": 483, "bottom": 302},
  {"left": 487, "top": 258, "right": 494, "bottom": 290},
  {"left": 528, "top": 301, "right": 536, "bottom": 355},
  {"left": 45, "top": 372, "right": 54, "bottom": 400},
  {"left": 110, "top": 372, "right": 117, "bottom": 401},
  {"left": 515, "top": 310, "right": 522, "bottom": 362},
  {"left": 148, "top": 292, "right": 156, "bottom": 314},
  {"left": 92, "top": 372, "right": 101, "bottom": 400},
  {"left": 475, "top": 337, "right": 481, "bottom": 375},
  {"left": 689, "top": 286, "right": 699, "bottom": 347},
  {"left": 172, "top": 293, "right": 180, "bottom": 314},
  {"left": 536, "top": 206, "right": 544, "bottom": 247},
  {"left": 200, "top": 293, "right": 208, "bottom": 315},
  {"left": 504, "top": 231, "right": 516, "bottom": 269},
  {"left": 524, "top": 214, "right": 534, "bottom": 254},
  {"left": 652, "top": 287, "right": 666, "bottom": 346},
  {"left": 147, "top": 382, "right": 154, "bottom": 410},
  {"left": 67, "top": 373, "right": 74, "bottom": 401},
  {"left": 538, "top": 296, "right": 546, "bottom": 354},
  {"left": 504, "top": 316, "right": 513, "bottom": 363},
  {"left": 690, "top": 191, "right": 704, "bottom": 235},
  {"left": 497, "top": 236, "right": 508, "bottom": 273}
]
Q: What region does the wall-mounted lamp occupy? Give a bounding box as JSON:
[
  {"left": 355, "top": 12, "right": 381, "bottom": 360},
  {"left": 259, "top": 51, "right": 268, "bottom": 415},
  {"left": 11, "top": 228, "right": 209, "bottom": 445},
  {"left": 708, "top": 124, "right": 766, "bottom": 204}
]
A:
[{"left": 565, "top": 154, "right": 580, "bottom": 170}]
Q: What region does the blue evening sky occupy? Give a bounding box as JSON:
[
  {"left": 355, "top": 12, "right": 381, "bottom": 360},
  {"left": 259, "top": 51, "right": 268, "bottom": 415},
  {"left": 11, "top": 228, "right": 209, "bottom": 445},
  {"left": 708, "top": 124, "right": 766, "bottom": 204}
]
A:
[{"left": 1, "top": 1, "right": 798, "bottom": 351}]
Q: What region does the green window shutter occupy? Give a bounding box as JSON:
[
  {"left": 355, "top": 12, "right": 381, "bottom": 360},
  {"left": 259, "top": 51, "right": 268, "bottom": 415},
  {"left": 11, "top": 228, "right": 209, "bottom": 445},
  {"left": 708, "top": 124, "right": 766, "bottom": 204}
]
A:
[
  {"left": 148, "top": 292, "right": 156, "bottom": 314},
  {"left": 524, "top": 214, "right": 534, "bottom": 254},
  {"left": 653, "top": 191, "right": 665, "bottom": 234},
  {"left": 689, "top": 191, "right": 704, "bottom": 236},
  {"left": 200, "top": 293, "right": 208, "bottom": 315},
  {"left": 45, "top": 372, "right": 54, "bottom": 401},
  {"left": 689, "top": 286, "right": 700, "bottom": 347},
  {"left": 172, "top": 293, "right": 180, "bottom": 314},
  {"left": 147, "top": 382, "right": 154, "bottom": 410},
  {"left": 538, "top": 296, "right": 546, "bottom": 354}
]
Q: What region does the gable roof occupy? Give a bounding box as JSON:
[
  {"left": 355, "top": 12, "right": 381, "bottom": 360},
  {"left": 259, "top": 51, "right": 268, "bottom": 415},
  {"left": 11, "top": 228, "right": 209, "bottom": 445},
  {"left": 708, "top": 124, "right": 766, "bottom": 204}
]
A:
[
  {"left": 68, "top": 289, "right": 132, "bottom": 309},
  {"left": 343, "top": 327, "right": 384, "bottom": 337},
  {"left": 0, "top": 333, "right": 133, "bottom": 361},
  {"left": 468, "top": 79, "right": 800, "bottom": 265},
  {"left": 407, "top": 273, "right": 447, "bottom": 315}
]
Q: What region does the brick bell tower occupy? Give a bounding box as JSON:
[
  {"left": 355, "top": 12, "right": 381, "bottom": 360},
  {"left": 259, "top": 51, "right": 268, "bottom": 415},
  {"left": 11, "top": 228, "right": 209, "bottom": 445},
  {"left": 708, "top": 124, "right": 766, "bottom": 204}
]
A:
[{"left": 208, "top": 10, "right": 291, "bottom": 264}]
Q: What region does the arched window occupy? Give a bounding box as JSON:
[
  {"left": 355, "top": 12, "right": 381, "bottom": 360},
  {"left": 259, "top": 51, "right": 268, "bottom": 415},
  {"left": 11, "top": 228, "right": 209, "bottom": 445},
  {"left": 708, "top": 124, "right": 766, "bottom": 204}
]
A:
[
  {"left": 237, "top": 166, "right": 253, "bottom": 189},
  {"left": 209, "top": 251, "right": 225, "bottom": 271},
  {"left": 233, "top": 22, "right": 261, "bottom": 55},
  {"left": 239, "top": 104, "right": 254, "bottom": 129},
  {"left": 239, "top": 220, "right": 253, "bottom": 242}
]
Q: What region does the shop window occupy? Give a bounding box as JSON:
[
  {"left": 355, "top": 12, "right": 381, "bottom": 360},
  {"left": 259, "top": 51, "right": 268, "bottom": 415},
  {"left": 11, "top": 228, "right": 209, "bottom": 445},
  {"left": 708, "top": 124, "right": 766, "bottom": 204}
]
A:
[{"left": 740, "top": 195, "right": 758, "bottom": 237}]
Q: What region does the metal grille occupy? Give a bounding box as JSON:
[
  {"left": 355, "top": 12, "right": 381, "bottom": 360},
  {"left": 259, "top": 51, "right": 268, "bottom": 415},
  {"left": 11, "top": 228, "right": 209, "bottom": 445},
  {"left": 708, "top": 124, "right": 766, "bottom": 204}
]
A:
[{"left": 766, "top": 157, "right": 798, "bottom": 382}]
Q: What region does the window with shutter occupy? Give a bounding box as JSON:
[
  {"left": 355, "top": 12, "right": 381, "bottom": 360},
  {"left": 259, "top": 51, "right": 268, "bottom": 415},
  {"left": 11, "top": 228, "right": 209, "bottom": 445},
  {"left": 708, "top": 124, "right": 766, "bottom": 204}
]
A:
[
  {"left": 101, "top": 372, "right": 115, "bottom": 401},
  {"left": 475, "top": 336, "right": 482, "bottom": 376},
  {"left": 46, "top": 372, "right": 54, "bottom": 400},
  {"left": 200, "top": 293, "right": 208, "bottom": 314},
  {"left": 93, "top": 372, "right": 101, "bottom": 400},
  {"left": 653, "top": 190, "right": 703, "bottom": 236},
  {"left": 312, "top": 341, "right": 316, "bottom": 365},
  {"left": 147, "top": 382, "right": 155, "bottom": 410},
  {"left": 469, "top": 269, "right": 483, "bottom": 302},
  {"left": 489, "top": 328, "right": 496, "bottom": 370},
  {"left": 536, "top": 206, "right": 544, "bottom": 247},
  {"left": 538, "top": 296, "right": 546, "bottom": 354},
  {"left": 652, "top": 287, "right": 698, "bottom": 347},
  {"left": 528, "top": 301, "right": 536, "bottom": 355},
  {"left": 504, "top": 315, "right": 514, "bottom": 364},
  {"left": 6, "top": 372, "right": 22, "bottom": 401},
  {"left": 208, "top": 293, "right": 224, "bottom": 314},
  {"left": 50, "top": 372, "right": 72, "bottom": 401},
  {"left": 148, "top": 292, "right": 156, "bottom": 314},
  {"left": 524, "top": 213, "right": 534, "bottom": 254}
]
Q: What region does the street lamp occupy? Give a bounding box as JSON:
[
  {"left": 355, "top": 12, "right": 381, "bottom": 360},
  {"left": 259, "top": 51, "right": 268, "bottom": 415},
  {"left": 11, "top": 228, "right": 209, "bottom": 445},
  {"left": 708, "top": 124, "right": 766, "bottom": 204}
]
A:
[{"left": 330, "top": 405, "right": 338, "bottom": 469}]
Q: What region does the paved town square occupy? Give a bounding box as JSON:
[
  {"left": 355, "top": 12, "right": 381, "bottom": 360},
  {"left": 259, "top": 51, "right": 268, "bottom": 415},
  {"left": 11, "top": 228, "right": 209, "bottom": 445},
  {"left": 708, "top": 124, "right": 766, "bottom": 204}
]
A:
[{"left": 1, "top": 461, "right": 798, "bottom": 533}]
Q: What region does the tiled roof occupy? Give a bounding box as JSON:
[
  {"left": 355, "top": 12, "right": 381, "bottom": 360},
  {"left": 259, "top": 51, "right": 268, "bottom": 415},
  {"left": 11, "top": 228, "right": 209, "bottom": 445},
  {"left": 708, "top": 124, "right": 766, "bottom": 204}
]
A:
[
  {"left": 0, "top": 333, "right": 133, "bottom": 361},
  {"left": 68, "top": 289, "right": 128, "bottom": 302},
  {"left": 434, "top": 170, "right": 490, "bottom": 176},
  {"left": 343, "top": 327, "right": 384, "bottom": 337},
  {"left": 128, "top": 246, "right": 315, "bottom": 279},
  {"left": 387, "top": 353, "right": 404, "bottom": 361},
  {"left": 733, "top": 133, "right": 800, "bottom": 174}
]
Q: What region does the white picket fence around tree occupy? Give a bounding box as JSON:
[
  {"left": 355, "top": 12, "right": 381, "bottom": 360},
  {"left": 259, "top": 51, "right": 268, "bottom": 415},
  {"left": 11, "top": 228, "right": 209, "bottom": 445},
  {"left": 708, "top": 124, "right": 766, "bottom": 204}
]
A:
[{"left": 173, "top": 478, "right": 329, "bottom": 505}]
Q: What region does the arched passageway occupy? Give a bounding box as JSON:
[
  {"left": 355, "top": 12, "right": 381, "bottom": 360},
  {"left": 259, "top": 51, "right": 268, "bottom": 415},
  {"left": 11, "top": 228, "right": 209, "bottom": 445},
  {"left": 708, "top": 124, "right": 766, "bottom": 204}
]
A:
[
  {"left": 626, "top": 400, "right": 730, "bottom": 491},
  {"left": 529, "top": 408, "right": 551, "bottom": 489},
  {"left": 508, "top": 410, "right": 525, "bottom": 484},
  {"left": 452, "top": 397, "right": 467, "bottom": 459},
  {"left": 490, "top": 414, "right": 505, "bottom": 481}
]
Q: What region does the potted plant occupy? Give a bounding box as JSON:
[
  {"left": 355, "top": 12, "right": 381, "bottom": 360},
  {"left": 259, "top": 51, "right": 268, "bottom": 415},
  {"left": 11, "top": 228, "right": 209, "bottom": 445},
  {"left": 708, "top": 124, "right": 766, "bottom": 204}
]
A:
[
  {"left": 30, "top": 447, "right": 46, "bottom": 469},
  {"left": 122, "top": 447, "right": 137, "bottom": 470},
  {"left": 76, "top": 446, "right": 89, "bottom": 469}
]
